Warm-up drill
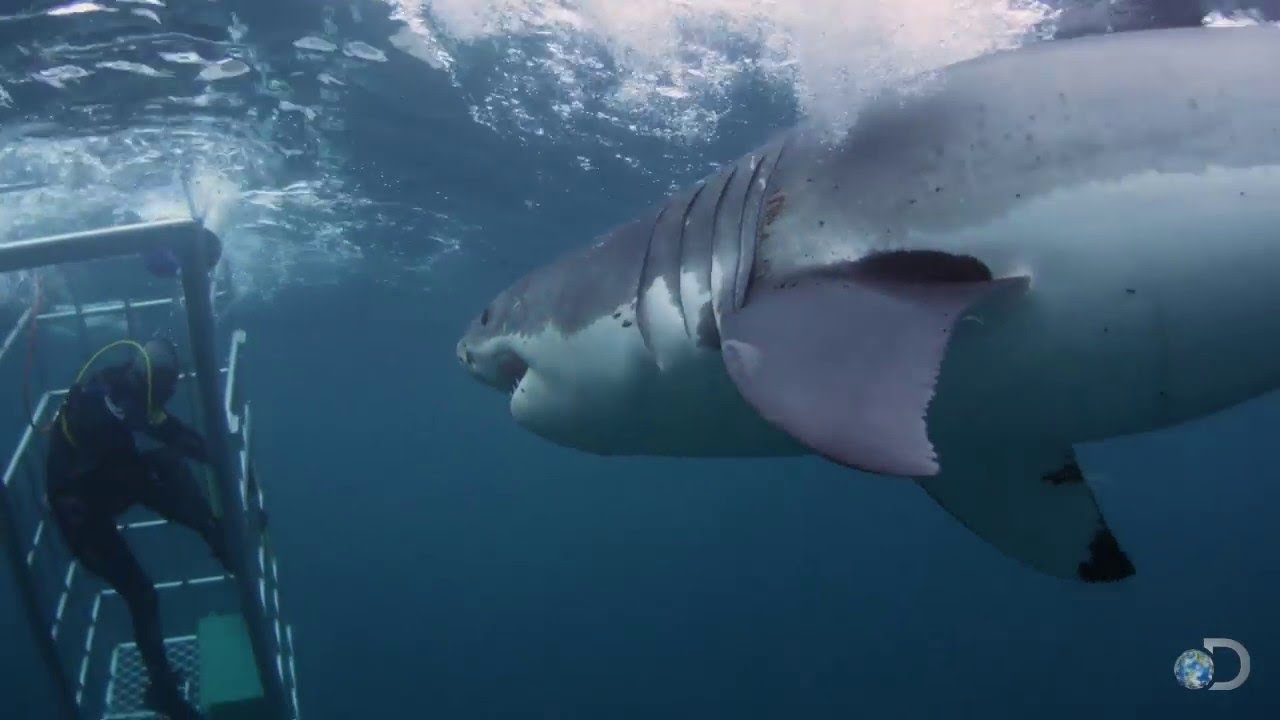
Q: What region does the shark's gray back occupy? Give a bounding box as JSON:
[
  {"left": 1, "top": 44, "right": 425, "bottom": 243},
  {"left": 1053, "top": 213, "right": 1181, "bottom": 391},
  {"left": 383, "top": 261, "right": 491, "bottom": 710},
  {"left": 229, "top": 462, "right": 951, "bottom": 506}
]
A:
[
  {"left": 756, "top": 25, "right": 1280, "bottom": 283},
  {"left": 489, "top": 26, "right": 1280, "bottom": 363}
]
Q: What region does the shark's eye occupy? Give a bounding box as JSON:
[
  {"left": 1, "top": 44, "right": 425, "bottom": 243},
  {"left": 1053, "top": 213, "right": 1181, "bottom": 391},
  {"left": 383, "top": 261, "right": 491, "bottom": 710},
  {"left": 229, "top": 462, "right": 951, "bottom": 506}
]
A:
[{"left": 480, "top": 307, "right": 490, "bottom": 326}]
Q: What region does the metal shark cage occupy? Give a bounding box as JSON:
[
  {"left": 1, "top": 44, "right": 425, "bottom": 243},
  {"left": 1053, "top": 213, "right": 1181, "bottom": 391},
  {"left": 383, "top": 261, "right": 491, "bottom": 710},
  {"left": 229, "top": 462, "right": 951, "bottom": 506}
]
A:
[{"left": 0, "top": 219, "right": 300, "bottom": 720}]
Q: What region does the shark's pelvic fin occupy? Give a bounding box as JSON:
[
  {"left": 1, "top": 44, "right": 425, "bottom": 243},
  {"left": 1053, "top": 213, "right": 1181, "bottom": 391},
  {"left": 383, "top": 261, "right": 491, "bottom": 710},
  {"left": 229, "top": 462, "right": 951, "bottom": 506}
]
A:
[{"left": 918, "top": 443, "right": 1136, "bottom": 583}]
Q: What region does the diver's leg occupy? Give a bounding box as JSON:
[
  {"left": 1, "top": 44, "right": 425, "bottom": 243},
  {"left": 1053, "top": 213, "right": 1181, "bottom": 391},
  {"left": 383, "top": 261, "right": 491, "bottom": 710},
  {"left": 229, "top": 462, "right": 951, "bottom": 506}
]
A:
[
  {"left": 48, "top": 493, "right": 199, "bottom": 717},
  {"left": 136, "top": 448, "right": 232, "bottom": 573}
]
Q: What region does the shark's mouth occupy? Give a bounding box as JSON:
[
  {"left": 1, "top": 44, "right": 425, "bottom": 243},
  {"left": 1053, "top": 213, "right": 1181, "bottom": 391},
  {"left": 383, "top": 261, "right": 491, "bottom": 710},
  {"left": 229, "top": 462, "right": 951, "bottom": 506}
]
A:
[{"left": 495, "top": 350, "right": 529, "bottom": 393}]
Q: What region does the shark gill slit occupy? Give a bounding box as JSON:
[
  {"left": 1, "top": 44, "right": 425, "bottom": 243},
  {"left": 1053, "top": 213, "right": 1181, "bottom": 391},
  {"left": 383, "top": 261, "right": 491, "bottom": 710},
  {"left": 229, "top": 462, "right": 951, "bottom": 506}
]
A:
[
  {"left": 679, "top": 169, "right": 730, "bottom": 342},
  {"left": 736, "top": 137, "right": 791, "bottom": 307},
  {"left": 731, "top": 152, "right": 770, "bottom": 313},
  {"left": 707, "top": 163, "right": 741, "bottom": 327},
  {"left": 673, "top": 181, "right": 707, "bottom": 340},
  {"left": 634, "top": 203, "right": 669, "bottom": 359}
]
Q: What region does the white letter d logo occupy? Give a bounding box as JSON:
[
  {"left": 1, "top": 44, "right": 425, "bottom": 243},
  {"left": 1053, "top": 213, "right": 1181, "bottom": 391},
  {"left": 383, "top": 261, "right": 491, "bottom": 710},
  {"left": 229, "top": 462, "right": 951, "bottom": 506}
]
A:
[{"left": 1204, "top": 638, "right": 1251, "bottom": 691}]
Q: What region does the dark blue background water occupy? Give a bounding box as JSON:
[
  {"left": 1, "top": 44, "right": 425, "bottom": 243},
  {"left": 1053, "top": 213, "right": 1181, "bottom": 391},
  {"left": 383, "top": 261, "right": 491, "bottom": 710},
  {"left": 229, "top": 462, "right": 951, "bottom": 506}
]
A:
[{"left": 2, "top": 1, "right": 1278, "bottom": 718}]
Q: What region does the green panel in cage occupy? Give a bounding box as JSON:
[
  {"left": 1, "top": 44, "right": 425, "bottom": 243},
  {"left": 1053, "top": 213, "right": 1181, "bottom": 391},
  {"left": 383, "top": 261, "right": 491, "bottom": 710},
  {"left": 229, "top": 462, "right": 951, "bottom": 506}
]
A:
[{"left": 198, "top": 613, "right": 271, "bottom": 720}]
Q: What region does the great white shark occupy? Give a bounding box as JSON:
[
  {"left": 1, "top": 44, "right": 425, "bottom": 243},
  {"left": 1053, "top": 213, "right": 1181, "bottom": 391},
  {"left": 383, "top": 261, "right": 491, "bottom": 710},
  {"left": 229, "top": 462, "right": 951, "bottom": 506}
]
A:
[{"left": 456, "top": 25, "right": 1280, "bottom": 584}]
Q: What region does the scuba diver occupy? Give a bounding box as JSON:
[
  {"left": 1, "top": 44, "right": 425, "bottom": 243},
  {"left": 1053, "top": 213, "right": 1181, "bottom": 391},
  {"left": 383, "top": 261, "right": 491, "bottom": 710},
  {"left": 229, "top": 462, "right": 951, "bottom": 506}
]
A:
[{"left": 44, "top": 337, "right": 231, "bottom": 720}]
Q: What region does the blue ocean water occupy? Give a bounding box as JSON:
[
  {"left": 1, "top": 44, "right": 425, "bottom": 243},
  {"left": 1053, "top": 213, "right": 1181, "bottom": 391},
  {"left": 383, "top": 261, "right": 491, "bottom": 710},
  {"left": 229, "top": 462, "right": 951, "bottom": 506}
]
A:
[{"left": 1, "top": 1, "right": 1277, "bottom": 718}]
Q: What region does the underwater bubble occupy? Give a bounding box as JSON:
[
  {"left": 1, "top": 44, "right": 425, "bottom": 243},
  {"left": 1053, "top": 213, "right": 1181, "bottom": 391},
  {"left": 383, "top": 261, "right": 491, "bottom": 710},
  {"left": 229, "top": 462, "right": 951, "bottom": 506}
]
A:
[
  {"left": 95, "top": 61, "right": 173, "bottom": 78},
  {"left": 33, "top": 65, "right": 92, "bottom": 89},
  {"left": 1202, "top": 9, "right": 1280, "bottom": 27},
  {"left": 294, "top": 36, "right": 338, "bottom": 52},
  {"left": 197, "top": 59, "right": 251, "bottom": 82},
  {"left": 342, "top": 41, "right": 388, "bottom": 62},
  {"left": 408, "top": 0, "right": 1057, "bottom": 140},
  {"left": 279, "top": 101, "right": 318, "bottom": 121},
  {"left": 159, "top": 51, "right": 205, "bottom": 65},
  {"left": 389, "top": 26, "right": 451, "bottom": 70},
  {"left": 47, "top": 2, "right": 112, "bottom": 16}
]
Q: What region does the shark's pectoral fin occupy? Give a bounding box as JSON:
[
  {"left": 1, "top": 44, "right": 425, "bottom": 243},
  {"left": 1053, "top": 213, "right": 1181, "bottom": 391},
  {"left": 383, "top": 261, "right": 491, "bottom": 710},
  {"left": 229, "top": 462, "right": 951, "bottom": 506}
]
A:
[
  {"left": 718, "top": 250, "right": 1027, "bottom": 477},
  {"left": 918, "top": 444, "right": 1135, "bottom": 583}
]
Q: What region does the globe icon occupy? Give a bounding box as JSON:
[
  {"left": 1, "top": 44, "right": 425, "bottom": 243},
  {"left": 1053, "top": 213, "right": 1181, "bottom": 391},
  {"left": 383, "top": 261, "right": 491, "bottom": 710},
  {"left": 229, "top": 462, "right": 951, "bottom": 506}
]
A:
[{"left": 1175, "top": 649, "right": 1215, "bottom": 689}]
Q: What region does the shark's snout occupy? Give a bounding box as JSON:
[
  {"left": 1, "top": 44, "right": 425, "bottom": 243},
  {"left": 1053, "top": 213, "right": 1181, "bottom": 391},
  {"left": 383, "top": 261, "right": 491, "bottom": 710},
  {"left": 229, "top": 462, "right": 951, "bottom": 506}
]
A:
[
  {"left": 456, "top": 340, "right": 474, "bottom": 368},
  {"left": 457, "top": 336, "right": 528, "bottom": 393}
]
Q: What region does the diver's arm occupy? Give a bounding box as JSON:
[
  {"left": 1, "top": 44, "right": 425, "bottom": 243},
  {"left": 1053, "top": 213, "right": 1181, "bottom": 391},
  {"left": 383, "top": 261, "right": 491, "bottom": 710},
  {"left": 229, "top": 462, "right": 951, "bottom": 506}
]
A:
[{"left": 143, "top": 411, "right": 210, "bottom": 464}]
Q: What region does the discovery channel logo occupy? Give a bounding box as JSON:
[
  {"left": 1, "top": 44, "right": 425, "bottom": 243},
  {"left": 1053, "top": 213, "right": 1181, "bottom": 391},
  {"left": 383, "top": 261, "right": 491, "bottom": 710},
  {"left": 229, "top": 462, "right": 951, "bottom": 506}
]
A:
[{"left": 1174, "top": 639, "right": 1251, "bottom": 691}]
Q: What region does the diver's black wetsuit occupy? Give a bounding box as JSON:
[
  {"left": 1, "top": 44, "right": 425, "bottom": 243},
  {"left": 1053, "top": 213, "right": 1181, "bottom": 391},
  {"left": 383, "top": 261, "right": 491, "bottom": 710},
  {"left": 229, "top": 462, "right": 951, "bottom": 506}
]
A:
[{"left": 45, "top": 360, "right": 227, "bottom": 718}]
